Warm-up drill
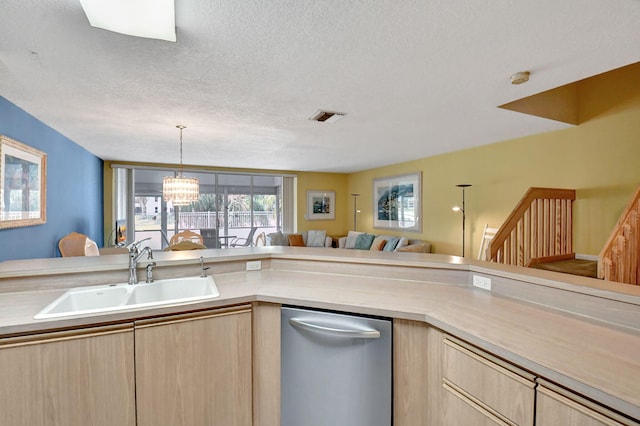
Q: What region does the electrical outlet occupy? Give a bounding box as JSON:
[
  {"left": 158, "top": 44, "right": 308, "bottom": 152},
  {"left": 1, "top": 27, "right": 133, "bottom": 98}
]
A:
[
  {"left": 246, "top": 260, "right": 262, "bottom": 271},
  {"left": 472, "top": 275, "right": 492, "bottom": 291}
]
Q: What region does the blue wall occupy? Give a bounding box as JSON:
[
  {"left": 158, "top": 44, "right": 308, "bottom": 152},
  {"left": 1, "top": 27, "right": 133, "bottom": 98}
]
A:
[{"left": 0, "top": 97, "right": 103, "bottom": 261}]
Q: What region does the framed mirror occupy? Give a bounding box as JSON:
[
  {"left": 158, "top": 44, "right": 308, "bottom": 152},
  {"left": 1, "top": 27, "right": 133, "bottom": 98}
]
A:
[{"left": 0, "top": 135, "right": 47, "bottom": 229}]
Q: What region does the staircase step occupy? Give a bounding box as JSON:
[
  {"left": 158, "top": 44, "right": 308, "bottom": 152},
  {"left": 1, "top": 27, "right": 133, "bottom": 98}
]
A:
[{"left": 530, "top": 259, "right": 598, "bottom": 279}]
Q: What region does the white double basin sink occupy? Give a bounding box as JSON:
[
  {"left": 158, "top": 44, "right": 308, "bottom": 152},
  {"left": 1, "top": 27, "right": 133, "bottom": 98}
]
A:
[{"left": 34, "top": 276, "right": 220, "bottom": 320}]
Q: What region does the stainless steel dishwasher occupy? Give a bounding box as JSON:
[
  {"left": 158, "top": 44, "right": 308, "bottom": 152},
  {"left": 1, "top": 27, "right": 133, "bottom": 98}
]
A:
[{"left": 281, "top": 306, "right": 392, "bottom": 426}]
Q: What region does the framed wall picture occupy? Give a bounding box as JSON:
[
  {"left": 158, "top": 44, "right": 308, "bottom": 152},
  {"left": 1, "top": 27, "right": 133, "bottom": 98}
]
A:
[
  {"left": 307, "top": 190, "right": 336, "bottom": 220},
  {"left": 373, "top": 172, "right": 421, "bottom": 232},
  {"left": 0, "top": 135, "right": 47, "bottom": 229}
]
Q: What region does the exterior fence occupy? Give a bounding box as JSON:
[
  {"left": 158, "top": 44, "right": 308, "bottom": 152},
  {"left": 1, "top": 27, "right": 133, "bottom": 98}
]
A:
[
  {"left": 133, "top": 211, "right": 278, "bottom": 250},
  {"left": 177, "top": 211, "right": 277, "bottom": 231}
]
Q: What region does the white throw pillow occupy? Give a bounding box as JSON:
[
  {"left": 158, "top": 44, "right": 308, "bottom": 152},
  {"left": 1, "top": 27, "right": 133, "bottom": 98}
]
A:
[
  {"left": 307, "top": 230, "right": 327, "bottom": 247},
  {"left": 395, "top": 237, "right": 409, "bottom": 250},
  {"left": 345, "top": 231, "right": 363, "bottom": 249}
]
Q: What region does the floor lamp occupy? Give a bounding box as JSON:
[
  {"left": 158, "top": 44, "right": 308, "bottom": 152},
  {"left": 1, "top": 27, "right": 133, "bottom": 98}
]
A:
[
  {"left": 351, "top": 193, "right": 360, "bottom": 231},
  {"left": 452, "top": 184, "right": 471, "bottom": 257}
]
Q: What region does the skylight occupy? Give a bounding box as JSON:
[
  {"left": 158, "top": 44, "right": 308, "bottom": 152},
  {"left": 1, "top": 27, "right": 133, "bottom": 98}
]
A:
[{"left": 79, "top": 0, "right": 176, "bottom": 42}]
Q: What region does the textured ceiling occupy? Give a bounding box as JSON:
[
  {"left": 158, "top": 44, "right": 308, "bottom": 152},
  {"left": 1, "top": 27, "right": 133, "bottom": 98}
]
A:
[{"left": 1, "top": 1, "right": 640, "bottom": 173}]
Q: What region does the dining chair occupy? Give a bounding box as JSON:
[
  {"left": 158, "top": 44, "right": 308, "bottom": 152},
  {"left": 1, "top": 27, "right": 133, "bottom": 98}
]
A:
[
  {"left": 230, "top": 227, "right": 258, "bottom": 248},
  {"left": 255, "top": 232, "right": 266, "bottom": 247},
  {"left": 163, "top": 241, "right": 207, "bottom": 251},
  {"left": 169, "top": 230, "right": 204, "bottom": 246},
  {"left": 59, "top": 232, "right": 100, "bottom": 257}
]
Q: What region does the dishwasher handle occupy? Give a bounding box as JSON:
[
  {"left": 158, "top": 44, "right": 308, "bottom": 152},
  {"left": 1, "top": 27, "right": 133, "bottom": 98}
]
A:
[{"left": 288, "top": 317, "right": 381, "bottom": 339}]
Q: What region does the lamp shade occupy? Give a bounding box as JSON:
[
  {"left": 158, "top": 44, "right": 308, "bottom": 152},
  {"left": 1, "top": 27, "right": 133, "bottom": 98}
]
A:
[{"left": 163, "top": 176, "right": 199, "bottom": 206}]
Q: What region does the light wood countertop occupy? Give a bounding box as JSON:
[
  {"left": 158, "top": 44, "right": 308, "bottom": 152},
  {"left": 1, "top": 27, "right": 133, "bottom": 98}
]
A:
[{"left": 1, "top": 247, "right": 639, "bottom": 420}]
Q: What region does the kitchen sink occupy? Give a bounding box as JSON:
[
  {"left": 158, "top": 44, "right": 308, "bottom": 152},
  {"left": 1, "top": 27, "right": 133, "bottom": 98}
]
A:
[
  {"left": 35, "top": 286, "right": 130, "bottom": 318},
  {"left": 34, "top": 276, "right": 220, "bottom": 320},
  {"left": 126, "top": 276, "right": 220, "bottom": 305}
]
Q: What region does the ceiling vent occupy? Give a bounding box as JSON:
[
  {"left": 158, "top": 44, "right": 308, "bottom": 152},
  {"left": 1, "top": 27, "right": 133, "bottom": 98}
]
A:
[{"left": 308, "top": 110, "right": 346, "bottom": 123}]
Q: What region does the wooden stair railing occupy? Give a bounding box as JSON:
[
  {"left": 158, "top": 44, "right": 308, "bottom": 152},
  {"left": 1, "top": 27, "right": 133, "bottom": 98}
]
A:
[
  {"left": 598, "top": 185, "right": 640, "bottom": 285},
  {"left": 488, "top": 187, "right": 576, "bottom": 267}
]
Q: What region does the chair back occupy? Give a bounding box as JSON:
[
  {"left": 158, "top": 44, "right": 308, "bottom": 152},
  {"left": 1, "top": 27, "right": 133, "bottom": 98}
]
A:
[
  {"left": 59, "top": 232, "right": 100, "bottom": 257},
  {"left": 170, "top": 230, "right": 204, "bottom": 246},
  {"left": 247, "top": 226, "right": 258, "bottom": 242},
  {"left": 255, "top": 232, "right": 266, "bottom": 247},
  {"left": 230, "top": 226, "right": 259, "bottom": 248}
]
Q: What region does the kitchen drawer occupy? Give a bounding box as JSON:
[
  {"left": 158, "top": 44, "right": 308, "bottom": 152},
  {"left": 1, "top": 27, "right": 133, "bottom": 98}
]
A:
[
  {"left": 536, "top": 380, "right": 640, "bottom": 426},
  {"left": 442, "top": 380, "right": 511, "bottom": 426},
  {"left": 442, "top": 336, "right": 536, "bottom": 426}
]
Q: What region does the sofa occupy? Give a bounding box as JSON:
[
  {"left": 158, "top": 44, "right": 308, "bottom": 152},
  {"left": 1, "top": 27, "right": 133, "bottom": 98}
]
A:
[
  {"left": 267, "top": 230, "right": 333, "bottom": 248},
  {"left": 337, "top": 231, "right": 431, "bottom": 253},
  {"left": 267, "top": 230, "right": 431, "bottom": 253}
]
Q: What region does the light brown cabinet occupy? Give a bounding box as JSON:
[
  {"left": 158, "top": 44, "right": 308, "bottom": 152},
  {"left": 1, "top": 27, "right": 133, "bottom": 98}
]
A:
[
  {"left": 393, "top": 321, "right": 639, "bottom": 426},
  {"left": 0, "top": 304, "right": 255, "bottom": 426},
  {"left": 135, "top": 305, "right": 253, "bottom": 426},
  {"left": 442, "top": 336, "right": 536, "bottom": 425},
  {"left": 393, "top": 320, "right": 536, "bottom": 426},
  {"left": 536, "top": 381, "right": 639, "bottom": 426},
  {"left": 0, "top": 324, "right": 136, "bottom": 426},
  {"left": 393, "top": 318, "right": 438, "bottom": 425}
]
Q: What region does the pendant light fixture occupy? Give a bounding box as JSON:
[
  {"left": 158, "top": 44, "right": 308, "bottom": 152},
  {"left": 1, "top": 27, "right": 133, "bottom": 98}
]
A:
[{"left": 163, "top": 125, "right": 199, "bottom": 206}]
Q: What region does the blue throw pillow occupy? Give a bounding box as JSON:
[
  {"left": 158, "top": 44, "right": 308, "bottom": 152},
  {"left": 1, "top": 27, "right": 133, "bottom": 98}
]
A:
[
  {"left": 354, "top": 233, "right": 375, "bottom": 250},
  {"left": 382, "top": 237, "right": 400, "bottom": 252}
]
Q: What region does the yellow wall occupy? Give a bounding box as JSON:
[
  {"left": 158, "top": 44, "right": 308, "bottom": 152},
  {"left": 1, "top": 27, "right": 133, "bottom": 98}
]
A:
[
  {"left": 295, "top": 172, "right": 349, "bottom": 236},
  {"left": 347, "top": 63, "right": 640, "bottom": 256}
]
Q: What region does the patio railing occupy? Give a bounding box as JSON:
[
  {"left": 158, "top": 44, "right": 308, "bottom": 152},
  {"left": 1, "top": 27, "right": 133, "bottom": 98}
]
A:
[{"left": 177, "top": 211, "right": 277, "bottom": 230}]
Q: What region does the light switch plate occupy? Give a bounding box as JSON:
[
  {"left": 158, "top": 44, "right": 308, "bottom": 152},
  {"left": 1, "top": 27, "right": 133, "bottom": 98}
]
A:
[
  {"left": 472, "top": 275, "right": 492, "bottom": 291},
  {"left": 246, "top": 260, "right": 262, "bottom": 271}
]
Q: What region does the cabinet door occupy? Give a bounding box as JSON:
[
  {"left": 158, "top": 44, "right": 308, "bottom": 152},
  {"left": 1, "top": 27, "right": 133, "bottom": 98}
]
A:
[
  {"left": 0, "top": 324, "right": 135, "bottom": 426},
  {"left": 536, "top": 383, "right": 639, "bottom": 426},
  {"left": 393, "top": 319, "right": 440, "bottom": 425},
  {"left": 252, "top": 302, "right": 281, "bottom": 426},
  {"left": 135, "top": 305, "right": 253, "bottom": 426},
  {"left": 442, "top": 336, "right": 536, "bottom": 426}
]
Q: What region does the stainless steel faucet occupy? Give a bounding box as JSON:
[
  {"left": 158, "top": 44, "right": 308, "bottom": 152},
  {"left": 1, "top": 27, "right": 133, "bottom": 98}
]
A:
[
  {"left": 127, "top": 238, "right": 153, "bottom": 285},
  {"left": 200, "top": 256, "right": 210, "bottom": 278},
  {"left": 145, "top": 262, "right": 157, "bottom": 283}
]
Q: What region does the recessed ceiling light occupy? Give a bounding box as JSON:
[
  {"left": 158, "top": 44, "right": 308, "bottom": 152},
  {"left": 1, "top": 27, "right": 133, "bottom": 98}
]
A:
[
  {"left": 510, "top": 71, "right": 530, "bottom": 85},
  {"left": 79, "top": 0, "right": 176, "bottom": 42},
  {"left": 308, "top": 110, "right": 346, "bottom": 123}
]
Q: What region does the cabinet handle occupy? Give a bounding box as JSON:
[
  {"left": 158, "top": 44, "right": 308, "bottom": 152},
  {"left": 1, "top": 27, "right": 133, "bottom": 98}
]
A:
[{"left": 288, "top": 317, "right": 381, "bottom": 339}]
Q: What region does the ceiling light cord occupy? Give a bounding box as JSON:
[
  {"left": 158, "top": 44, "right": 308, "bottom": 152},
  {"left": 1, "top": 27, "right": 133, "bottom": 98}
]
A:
[
  {"left": 162, "top": 124, "right": 199, "bottom": 206},
  {"left": 177, "top": 124, "right": 186, "bottom": 177}
]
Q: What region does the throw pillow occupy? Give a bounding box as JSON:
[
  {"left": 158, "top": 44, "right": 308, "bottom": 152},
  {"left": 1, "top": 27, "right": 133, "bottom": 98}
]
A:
[
  {"left": 288, "top": 234, "right": 305, "bottom": 247},
  {"left": 382, "top": 237, "right": 400, "bottom": 252},
  {"left": 345, "top": 231, "right": 363, "bottom": 249},
  {"left": 370, "top": 236, "right": 388, "bottom": 251},
  {"left": 396, "top": 237, "right": 409, "bottom": 250},
  {"left": 307, "top": 230, "right": 327, "bottom": 247},
  {"left": 268, "top": 231, "right": 289, "bottom": 246},
  {"left": 370, "top": 239, "right": 387, "bottom": 251},
  {"left": 354, "top": 233, "right": 375, "bottom": 250}
]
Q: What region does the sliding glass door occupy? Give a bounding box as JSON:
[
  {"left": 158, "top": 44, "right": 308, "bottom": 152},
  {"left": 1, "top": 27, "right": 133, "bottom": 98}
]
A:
[{"left": 111, "top": 166, "right": 292, "bottom": 250}]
